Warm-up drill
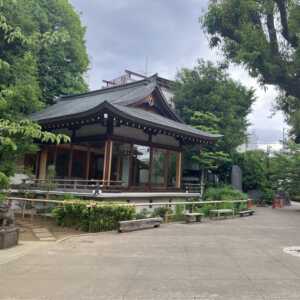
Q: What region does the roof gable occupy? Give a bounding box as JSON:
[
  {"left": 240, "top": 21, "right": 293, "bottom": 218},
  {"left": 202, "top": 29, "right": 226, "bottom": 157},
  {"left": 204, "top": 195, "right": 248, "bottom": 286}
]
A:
[{"left": 32, "top": 74, "right": 182, "bottom": 123}]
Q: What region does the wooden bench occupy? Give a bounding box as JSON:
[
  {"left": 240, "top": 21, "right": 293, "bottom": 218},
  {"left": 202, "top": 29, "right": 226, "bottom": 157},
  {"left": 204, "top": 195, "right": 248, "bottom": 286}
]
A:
[
  {"left": 209, "top": 209, "right": 234, "bottom": 219},
  {"left": 184, "top": 212, "right": 204, "bottom": 223},
  {"left": 239, "top": 210, "right": 255, "bottom": 217},
  {"left": 118, "top": 217, "right": 162, "bottom": 233}
]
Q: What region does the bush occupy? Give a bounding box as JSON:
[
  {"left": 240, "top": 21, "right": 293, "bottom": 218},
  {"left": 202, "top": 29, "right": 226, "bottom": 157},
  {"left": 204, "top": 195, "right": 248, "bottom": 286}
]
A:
[
  {"left": 151, "top": 207, "right": 171, "bottom": 218},
  {"left": 135, "top": 208, "right": 150, "bottom": 220},
  {"left": 172, "top": 204, "right": 185, "bottom": 221},
  {"left": 197, "top": 203, "right": 215, "bottom": 217},
  {"left": 261, "top": 188, "right": 275, "bottom": 205},
  {"left": 52, "top": 202, "right": 135, "bottom": 232},
  {"left": 0, "top": 172, "right": 9, "bottom": 189},
  {"left": 204, "top": 185, "right": 247, "bottom": 201}
]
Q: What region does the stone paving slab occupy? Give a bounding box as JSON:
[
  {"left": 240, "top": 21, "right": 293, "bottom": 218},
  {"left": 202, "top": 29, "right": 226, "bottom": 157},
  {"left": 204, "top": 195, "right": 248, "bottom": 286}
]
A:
[
  {"left": 0, "top": 241, "right": 50, "bottom": 265},
  {"left": 32, "top": 227, "right": 56, "bottom": 241},
  {"left": 1, "top": 207, "right": 300, "bottom": 299}
]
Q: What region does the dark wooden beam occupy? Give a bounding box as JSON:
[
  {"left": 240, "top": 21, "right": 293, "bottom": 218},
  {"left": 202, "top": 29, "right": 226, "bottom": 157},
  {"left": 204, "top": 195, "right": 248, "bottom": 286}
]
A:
[
  {"left": 103, "top": 139, "right": 113, "bottom": 186},
  {"left": 68, "top": 145, "right": 73, "bottom": 178},
  {"left": 85, "top": 145, "right": 91, "bottom": 180}
]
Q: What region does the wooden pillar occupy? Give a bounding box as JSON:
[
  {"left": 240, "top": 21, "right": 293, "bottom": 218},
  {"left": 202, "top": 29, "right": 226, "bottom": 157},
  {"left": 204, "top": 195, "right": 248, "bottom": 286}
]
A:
[
  {"left": 85, "top": 146, "right": 91, "bottom": 180},
  {"left": 39, "top": 149, "right": 48, "bottom": 180},
  {"left": 176, "top": 151, "right": 182, "bottom": 189},
  {"left": 164, "top": 151, "right": 170, "bottom": 188},
  {"left": 103, "top": 139, "right": 113, "bottom": 185},
  {"left": 53, "top": 146, "right": 57, "bottom": 169},
  {"left": 148, "top": 134, "right": 153, "bottom": 191},
  {"left": 68, "top": 145, "right": 73, "bottom": 178},
  {"left": 116, "top": 156, "right": 122, "bottom": 181},
  {"left": 35, "top": 152, "right": 40, "bottom": 178},
  {"left": 128, "top": 144, "right": 134, "bottom": 189}
]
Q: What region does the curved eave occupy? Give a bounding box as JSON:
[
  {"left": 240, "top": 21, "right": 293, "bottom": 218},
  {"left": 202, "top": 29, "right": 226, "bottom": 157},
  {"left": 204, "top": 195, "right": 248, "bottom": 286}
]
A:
[{"left": 35, "top": 101, "right": 221, "bottom": 143}]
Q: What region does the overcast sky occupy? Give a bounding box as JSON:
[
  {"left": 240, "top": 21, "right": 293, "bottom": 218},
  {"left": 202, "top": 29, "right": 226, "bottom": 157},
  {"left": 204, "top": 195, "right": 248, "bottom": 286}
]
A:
[{"left": 70, "top": 0, "right": 285, "bottom": 144}]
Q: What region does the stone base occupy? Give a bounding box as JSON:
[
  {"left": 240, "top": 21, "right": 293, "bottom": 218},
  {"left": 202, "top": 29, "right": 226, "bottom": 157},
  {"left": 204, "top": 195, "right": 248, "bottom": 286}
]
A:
[
  {"left": 0, "top": 227, "right": 19, "bottom": 249},
  {"left": 118, "top": 217, "right": 162, "bottom": 233}
]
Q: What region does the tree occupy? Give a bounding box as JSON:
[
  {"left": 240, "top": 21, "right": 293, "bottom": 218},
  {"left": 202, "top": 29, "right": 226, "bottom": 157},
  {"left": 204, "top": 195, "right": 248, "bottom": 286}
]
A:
[
  {"left": 234, "top": 150, "right": 269, "bottom": 190},
  {"left": 189, "top": 111, "right": 232, "bottom": 194},
  {"left": 0, "top": 120, "right": 69, "bottom": 189},
  {"left": 174, "top": 60, "right": 255, "bottom": 154},
  {"left": 270, "top": 143, "right": 300, "bottom": 199},
  {"left": 0, "top": 0, "right": 87, "bottom": 187},
  {"left": 233, "top": 150, "right": 275, "bottom": 203},
  {"left": 0, "top": 0, "right": 89, "bottom": 107},
  {"left": 202, "top": 0, "right": 300, "bottom": 140}
]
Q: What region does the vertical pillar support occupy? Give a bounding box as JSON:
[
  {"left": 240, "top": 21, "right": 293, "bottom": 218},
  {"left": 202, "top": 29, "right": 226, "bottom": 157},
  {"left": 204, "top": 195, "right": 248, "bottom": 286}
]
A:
[
  {"left": 176, "top": 151, "right": 182, "bottom": 189},
  {"left": 103, "top": 139, "right": 113, "bottom": 186},
  {"left": 68, "top": 145, "right": 73, "bottom": 178},
  {"left": 53, "top": 146, "right": 58, "bottom": 169},
  {"left": 85, "top": 146, "right": 91, "bottom": 180},
  {"left": 128, "top": 144, "right": 133, "bottom": 189},
  {"left": 39, "top": 149, "right": 48, "bottom": 180},
  {"left": 148, "top": 147, "right": 153, "bottom": 192},
  {"left": 164, "top": 151, "right": 170, "bottom": 188},
  {"left": 35, "top": 152, "right": 40, "bottom": 178}
]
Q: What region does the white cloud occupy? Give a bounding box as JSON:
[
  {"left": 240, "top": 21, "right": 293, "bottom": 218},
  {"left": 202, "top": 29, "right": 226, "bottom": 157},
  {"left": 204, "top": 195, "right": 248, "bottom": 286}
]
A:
[{"left": 71, "top": 0, "right": 287, "bottom": 143}]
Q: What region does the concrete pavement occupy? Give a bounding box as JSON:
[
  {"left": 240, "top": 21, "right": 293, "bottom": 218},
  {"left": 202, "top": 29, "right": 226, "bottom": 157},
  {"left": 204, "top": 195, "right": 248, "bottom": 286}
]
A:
[{"left": 1, "top": 206, "right": 300, "bottom": 299}]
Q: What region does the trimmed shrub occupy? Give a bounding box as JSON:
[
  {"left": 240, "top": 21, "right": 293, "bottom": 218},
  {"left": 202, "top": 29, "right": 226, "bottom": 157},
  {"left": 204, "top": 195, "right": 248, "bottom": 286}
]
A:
[
  {"left": 204, "top": 185, "right": 247, "bottom": 201},
  {"left": 172, "top": 204, "right": 185, "bottom": 221},
  {"left": 135, "top": 208, "right": 150, "bottom": 220},
  {"left": 197, "top": 203, "right": 215, "bottom": 217},
  {"left": 52, "top": 202, "right": 135, "bottom": 232},
  {"left": 151, "top": 207, "right": 171, "bottom": 219}
]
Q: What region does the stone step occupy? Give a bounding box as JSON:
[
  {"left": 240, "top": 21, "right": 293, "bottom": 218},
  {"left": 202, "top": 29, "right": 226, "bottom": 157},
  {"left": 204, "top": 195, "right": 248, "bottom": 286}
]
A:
[{"left": 32, "top": 228, "right": 56, "bottom": 242}]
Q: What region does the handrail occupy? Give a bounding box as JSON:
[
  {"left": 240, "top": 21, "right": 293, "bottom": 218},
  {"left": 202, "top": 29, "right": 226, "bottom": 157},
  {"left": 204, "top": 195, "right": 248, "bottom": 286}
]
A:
[{"left": 8, "top": 197, "right": 249, "bottom": 207}]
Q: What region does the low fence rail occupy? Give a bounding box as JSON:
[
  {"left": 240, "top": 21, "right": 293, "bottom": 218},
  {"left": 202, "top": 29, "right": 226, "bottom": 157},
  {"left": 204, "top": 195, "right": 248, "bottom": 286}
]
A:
[
  {"left": 7, "top": 196, "right": 249, "bottom": 214},
  {"left": 11, "top": 179, "right": 124, "bottom": 193},
  {"left": 7, "top": 197, "right": 250, "bottom": 232},
  {"left": 11, "top": 179, "right": 191, "bottom": 194}
]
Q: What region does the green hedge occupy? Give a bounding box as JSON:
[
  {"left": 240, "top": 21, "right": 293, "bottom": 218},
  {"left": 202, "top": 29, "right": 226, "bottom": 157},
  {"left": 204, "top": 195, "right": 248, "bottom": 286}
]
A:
[
  {"left": 204, "top": 185, "right": 248, "bottom": 201},
  {"left": 52, "top": 202, "right": 135, "bottom": 232}
]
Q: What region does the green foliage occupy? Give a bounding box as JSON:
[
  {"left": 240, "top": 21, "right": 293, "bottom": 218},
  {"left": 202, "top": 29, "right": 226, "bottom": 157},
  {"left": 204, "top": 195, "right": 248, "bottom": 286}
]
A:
[
  {"left": 172, "top": 204, "right": 185, "bottom": 221},
  {"left": 192, "top": 150, "right": 231, "bottom": 172},
  {"left": 197, "top": 203, "right": 215, "bottom": 217},
  {"left": 151, "top": 207, "right": 171, "bottom": 218},
  {"left": 174, "top": 60, "right": 255, "bottom": 154},
  {"left": 0, "top": 0, "right": 86, "bottom": 185},
  {"left": 0, "top": 119, "right": 69, "bottom": 188},
  {"left": 269, "top": 143, "right": 300, "bottom": 199},
  {"left": 204, "top": 185, "right": 247, "bottom": 201},
  {"left": 233, "top": 150, "right": 270, "bottom": 191},
  {"left": 202, "top": 0, "right": 300, "bottom": 140},
  {"left": 190, "top": 111, "right": 220, "bottom": 134},
  {"left": 0, "top": 171, "right": 9, "bottom": 189},
  {"left": 0, "top": 0, "right": 89, "bottom": 108},
  {"left": 233, "top": 150, "right": 276, "bottom": 203},
  {"left": 52, "top": 202, "right": 135, "bottom": 232},
  {"left": 0, "top": 192, "right": 5, "bottom": 204},
  {"left": 261, "top": 188, "right": 275, "bottom": 205},
  {"left": 135, "top": 208, "right": 150, "bottom": 220}
]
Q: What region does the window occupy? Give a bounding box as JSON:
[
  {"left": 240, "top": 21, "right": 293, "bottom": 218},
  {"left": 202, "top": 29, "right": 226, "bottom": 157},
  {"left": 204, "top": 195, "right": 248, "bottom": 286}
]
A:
[
  {"left": 131, "top": 145, "right": 150, "bottom": 186},
  {"left": 151, "top": 148, "right": 167, "bottom": 186},
  {"left": 110, "top": 142, "right": 131, "bottom": 186}
]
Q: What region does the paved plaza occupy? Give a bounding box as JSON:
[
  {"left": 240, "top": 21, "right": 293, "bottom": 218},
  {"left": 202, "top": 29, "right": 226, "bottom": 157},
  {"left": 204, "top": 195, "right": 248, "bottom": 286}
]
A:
[{"left": 1, "top": 206, "right": 300, "bottom": 299}]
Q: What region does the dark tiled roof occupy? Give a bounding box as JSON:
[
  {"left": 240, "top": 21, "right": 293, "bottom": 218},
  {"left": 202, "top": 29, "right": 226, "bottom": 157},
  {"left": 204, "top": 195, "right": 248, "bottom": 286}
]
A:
[
  {"left": 31, "top": 75, "right": 220, "bottom": 141},
  {"left": 32, "top": 79, "right": 156, "bottom": 122},
  {"left": 113, "top": 104, "right": 220, "bottom": 140}
]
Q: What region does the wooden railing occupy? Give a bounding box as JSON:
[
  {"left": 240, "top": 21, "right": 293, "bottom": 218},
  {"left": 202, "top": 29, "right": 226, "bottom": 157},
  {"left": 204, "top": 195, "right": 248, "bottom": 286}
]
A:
[
  {"left": 10, "top": 179, "right": 189, "bottom": 194},
  {"left": 11, "top": 179, "right": 124, "bottom": 193},
  {"left": 7, "top": 196, "right": 249, "bottom": 216},
  {"left": 183, "top": 183, "right": 202, "bottom": 193}
]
